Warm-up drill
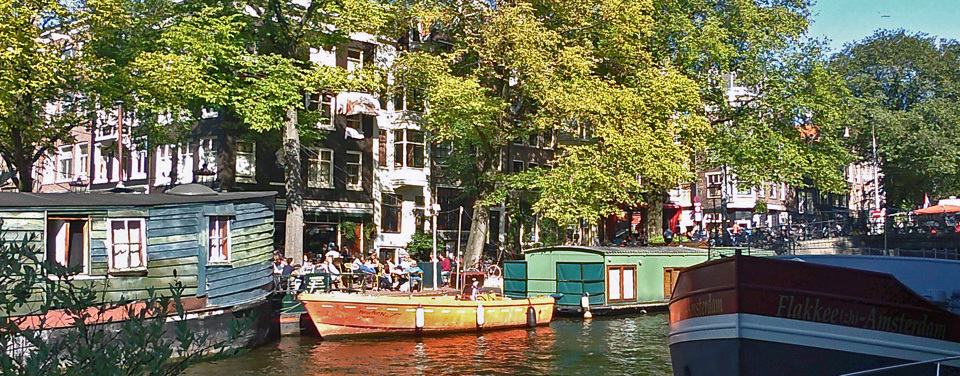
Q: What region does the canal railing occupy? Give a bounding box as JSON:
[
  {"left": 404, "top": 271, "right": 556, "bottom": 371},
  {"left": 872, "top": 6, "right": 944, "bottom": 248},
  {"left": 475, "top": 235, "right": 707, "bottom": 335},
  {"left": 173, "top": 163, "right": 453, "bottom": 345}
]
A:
[{"left": 839, "top": 354, "right": 960, "bottom": 375}]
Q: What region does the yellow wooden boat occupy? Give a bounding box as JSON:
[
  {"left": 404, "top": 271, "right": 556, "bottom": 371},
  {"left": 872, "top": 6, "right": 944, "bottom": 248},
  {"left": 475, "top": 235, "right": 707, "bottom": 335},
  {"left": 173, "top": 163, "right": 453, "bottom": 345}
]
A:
[{"left": 298, "top": 292, "right": 555, "bottom": 339}]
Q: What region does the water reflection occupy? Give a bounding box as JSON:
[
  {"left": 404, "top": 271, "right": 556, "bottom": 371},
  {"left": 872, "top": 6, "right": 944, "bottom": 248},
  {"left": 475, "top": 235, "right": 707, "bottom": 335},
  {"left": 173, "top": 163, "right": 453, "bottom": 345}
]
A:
[{"left": 186, "top": 314, "right": 672, "bottom": 376}]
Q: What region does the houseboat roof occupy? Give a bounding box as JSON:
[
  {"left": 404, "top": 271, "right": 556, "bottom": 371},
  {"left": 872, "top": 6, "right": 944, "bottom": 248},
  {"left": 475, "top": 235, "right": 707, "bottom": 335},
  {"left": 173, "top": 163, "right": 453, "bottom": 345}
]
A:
[
  {"left": 524, "top": 245, "right": 709, "bottom": 256},
  {"left": 0, "top": 187, "right": 275, "bottom": 208}
]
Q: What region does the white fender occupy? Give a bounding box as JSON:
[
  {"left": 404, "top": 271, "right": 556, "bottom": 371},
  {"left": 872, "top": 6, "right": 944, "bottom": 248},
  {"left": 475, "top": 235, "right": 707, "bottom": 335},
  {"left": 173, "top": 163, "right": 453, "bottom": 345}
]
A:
[
  {"left": 415, "top": 306, "right": 425, "bottom": 329},
  {"left": 476, "top": 303, "right": 485, "bottom": 327}
]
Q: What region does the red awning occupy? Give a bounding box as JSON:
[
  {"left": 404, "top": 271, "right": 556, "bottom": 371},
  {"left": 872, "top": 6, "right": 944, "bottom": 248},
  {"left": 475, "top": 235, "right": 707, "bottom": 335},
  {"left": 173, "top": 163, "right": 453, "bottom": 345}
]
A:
[{"left": 913, "top": 205, "right": 960, "bottom": 215}]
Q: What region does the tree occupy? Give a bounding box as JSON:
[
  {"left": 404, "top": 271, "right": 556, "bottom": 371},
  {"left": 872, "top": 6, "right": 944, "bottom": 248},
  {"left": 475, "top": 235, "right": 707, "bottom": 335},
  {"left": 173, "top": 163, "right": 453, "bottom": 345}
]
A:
[
  {"left": 830, "top": 30, "right": 960, "bottom": 208},
  {"left": 231, "top": 0, "right": 388, "bottom": 264},
  {"left": 0, "top": 234, "right": 244, "bottom": 375},
  {"left": 0, "top": 0, "right": 86, "bottom": 191}
]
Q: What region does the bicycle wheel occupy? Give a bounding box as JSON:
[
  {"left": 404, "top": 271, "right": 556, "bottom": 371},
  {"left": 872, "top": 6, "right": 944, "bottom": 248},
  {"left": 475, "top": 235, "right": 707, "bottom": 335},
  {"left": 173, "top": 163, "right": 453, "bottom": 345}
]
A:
[{"left": 484, "top": 264, "right": 502, "bottom": 278}]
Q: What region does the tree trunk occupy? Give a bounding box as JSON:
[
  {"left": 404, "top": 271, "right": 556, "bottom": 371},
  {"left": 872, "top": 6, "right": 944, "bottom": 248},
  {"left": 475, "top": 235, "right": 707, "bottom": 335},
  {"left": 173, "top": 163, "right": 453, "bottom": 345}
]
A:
[
  {"left": 645, "top": 192, "right": 665, "bottom": 241},
  {"left": 462, "top": 204, "right": 489, "bottom": 270},
  {"left": 15, "top": 160, "right": 34, "bottom": 192},
  {"left": 282, "top": 105, "right": 304, "bottom": 264}
]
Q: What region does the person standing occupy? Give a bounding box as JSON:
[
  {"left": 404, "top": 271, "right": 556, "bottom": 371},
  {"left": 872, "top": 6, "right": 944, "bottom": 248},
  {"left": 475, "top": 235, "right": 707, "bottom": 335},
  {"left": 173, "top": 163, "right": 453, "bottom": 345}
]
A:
[{"left": 440, "top": 254, "right": 452, "bottom": 287}]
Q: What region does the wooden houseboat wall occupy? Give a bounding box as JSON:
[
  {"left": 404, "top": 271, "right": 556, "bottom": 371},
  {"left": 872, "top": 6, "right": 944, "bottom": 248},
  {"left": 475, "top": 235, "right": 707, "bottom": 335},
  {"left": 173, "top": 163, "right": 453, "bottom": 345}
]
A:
[
  {"left": 0, "top": 186, "right": 278, "bottom": 346},
  {"left": 506, "top": 246, "right": 709, "bottom": 314}
]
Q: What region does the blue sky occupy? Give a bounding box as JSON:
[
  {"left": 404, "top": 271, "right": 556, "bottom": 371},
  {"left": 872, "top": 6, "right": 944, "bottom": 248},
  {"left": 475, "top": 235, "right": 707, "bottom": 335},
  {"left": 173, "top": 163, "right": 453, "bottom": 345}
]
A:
[{"left": 807, "top": 0, "right": 960, "bottom": 54}]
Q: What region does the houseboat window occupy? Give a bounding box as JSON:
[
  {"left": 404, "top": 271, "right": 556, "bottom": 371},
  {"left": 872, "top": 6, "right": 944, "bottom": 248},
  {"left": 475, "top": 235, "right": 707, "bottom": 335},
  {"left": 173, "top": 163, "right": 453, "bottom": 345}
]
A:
[
  {"left": 108, "top": 219, "right": 146, "bottom": 271},
  {"left": 345, "top": 151, "right": 362, "bottom": 190},
  {"left": 46, "top": 217, "right": 88, "bottom": 274},
  {"left": 382, "top": 193, "right": 402, "bottom": 233},
  {"left": 307, "top": 148, "right": 334, "bottom": 189},
  {"left": 663, "top": 267, "right": 684, "bottom": 299},
  {"left": 236, "top": 140, "right": 256, "bottom": 183},
  {"left": 208, "top": 216, "right": 231, "bottom": 263},
  {"left": 607, "top": 265, "right": 636, "bottom": 302}
]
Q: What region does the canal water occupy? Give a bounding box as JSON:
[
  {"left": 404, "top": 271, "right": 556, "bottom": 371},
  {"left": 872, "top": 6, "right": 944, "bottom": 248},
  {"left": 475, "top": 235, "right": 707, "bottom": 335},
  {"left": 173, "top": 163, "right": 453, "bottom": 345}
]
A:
[{"left": 186, "top": 313, "right": 673, "bottom": 375}]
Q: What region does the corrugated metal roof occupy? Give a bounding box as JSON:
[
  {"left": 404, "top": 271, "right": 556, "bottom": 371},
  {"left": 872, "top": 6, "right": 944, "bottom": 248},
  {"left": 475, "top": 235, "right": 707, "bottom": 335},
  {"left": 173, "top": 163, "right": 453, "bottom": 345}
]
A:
[
  {"left": 524, "top": 245, "right": 709, "bottom": 255},
  {"left": 0, "top": 190, "right": 275, "bottom": 208}
]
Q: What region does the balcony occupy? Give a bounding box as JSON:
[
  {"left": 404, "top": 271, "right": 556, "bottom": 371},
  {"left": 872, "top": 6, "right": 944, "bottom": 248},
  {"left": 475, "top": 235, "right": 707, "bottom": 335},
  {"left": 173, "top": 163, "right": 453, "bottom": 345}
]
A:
[{"left": 380, "top": 167, "right": 428, "bottom": 189}]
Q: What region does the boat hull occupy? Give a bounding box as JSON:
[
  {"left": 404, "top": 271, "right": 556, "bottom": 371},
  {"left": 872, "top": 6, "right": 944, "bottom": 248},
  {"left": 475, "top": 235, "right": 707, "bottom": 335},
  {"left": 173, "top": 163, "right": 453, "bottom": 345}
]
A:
[
  {"left": 668, "top": 255, "right": 960, "bottom": 376},
  {"left": 299, "top": 293, "right": 555, "bottom": 339}
]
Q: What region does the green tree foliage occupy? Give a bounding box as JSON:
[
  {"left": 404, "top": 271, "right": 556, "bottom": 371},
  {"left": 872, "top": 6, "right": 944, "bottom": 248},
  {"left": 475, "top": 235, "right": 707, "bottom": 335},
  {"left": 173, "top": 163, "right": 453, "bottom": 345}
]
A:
[
  {"left": 396, "top": 0, "right": 851, "bottom": 259},
  {"left": 830, "top": 30, "right": 960, "bottom": 208},
  {"left": 405, "top": 231, "right": 434, "bottom": 261},
  {"left": 0, "top": 234, "right": 245, "bottom": 375},
  {"left": 0, "top": 0, "right": 86, "bottom": 191}
]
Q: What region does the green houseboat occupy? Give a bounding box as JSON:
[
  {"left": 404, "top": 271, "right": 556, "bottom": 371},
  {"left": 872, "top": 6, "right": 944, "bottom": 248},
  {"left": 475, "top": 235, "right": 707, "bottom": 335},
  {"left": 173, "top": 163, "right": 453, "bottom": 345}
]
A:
[
  {"left": 504, "top": 246, "right": 709, "bottom": 314},
  {"left": 0, "top": 184, "right": 278, "bottom": 349}
]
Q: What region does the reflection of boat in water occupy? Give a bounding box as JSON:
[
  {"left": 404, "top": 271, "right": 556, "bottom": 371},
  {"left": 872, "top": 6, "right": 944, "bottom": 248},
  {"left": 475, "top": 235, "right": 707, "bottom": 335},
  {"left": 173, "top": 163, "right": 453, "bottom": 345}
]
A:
[
  {"left": 669, "top": 253, "right": 960, "bottom": 376},
  {"left": 299, "top": 292, "right": 555, "bottom": 339}
]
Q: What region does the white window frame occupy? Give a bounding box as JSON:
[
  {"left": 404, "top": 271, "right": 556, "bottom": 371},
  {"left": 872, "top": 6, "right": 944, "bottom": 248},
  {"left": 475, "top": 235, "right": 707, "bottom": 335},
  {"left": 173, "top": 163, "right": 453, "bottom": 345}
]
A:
[
  {"left": 208, "top": 216, "right": 232, "bottom": 264},
  {"left": 76, "top": 143, "right": 89, "bottom": 180},
  {"left": 46, "top": 217, "right": 89, "bottom": 275},
  {"left": 308, "top": 148, "right": 334, "bottom": 189},
  {"left": 346, "top": 47, "right": 363, "bottom": 72},
  {"left": 130, "top": 148, "right": 148, "bottom": 180},
  {"left": 736, "top": 180, "right": 753, "bottom": 197},
  {"left": 308, "top": 93, "right": 335, "bottom": 130},
  {"left": 345, "top": 151, "right": 362, "bottom": 191},
  {"left": 235, "top": 140, "right": 257, "bottom": 184},
  {"left": 57, "top": 145, "right": 74, "bottom": 182},
  {"left": 106, "top": 218, "right": 147, "bottom": 272},
  {"left": 197, "top": 137, "right": 218, "bottom": 179},
  {"left": 706, "top": 173, "right": 723, "bottom": 198}
]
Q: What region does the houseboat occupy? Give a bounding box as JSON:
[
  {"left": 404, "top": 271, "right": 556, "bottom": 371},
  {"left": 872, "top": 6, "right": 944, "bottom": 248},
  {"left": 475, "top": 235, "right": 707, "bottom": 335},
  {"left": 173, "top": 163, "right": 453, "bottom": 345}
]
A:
[
  {"left": 668, "top": 252, "right": 960, "bottom": 375},
  {"left": 0, "top": 184, "right": 279, "bottom": 349},
  {"left": 504, "top": 246, "right": 709, "bottom": 314}
]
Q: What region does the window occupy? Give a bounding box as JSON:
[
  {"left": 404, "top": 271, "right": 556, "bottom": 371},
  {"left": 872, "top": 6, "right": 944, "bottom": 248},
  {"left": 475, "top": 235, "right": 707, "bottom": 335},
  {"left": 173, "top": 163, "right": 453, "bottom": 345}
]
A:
[
  {"left": 346, "top": 48, "right": 363, "bottom": 72},
  {"left": 307, "top": 148, "right": 334, "bottom": 189},
  {"left": 394, "top": 87, "right": 425, "bottom": 112},
  {"left": 736, "top": 181, "right": 752, "bottom": 197},
  {"left": 607, "top": 265, "right": 636, "bottom": 302},
  {"left": 46, "top": 217, "right": 88, "bottom": 274},
  {"left": 382, "top": 193, "right": 402, "bottom": 233},
  {"left": 769, "top": 182, "right": 779, "bottom": 199},
  {"left": 198, "top": 137, "right": 218, "bottom": 179},
  {"left": 131, "top": 149, "right": 148, "bottom": 179},
  {"left": 77, "top": 143, "right": 88, "bottom": 179},
  {"left": 345, "top": 151, "right": 362, "bottom": 190},
  {"left": 236, "top": 140, "right": 256, "bottom": 183},
  {"left": 512, "top": 160, "right": 525, "bottom": 173},
  {"left": 706, "top": 173, "right": 723, "bottom": 198},
  {"left": 208, "top": 216, "right": 231, "bottom": 263},
  {"left": 108, "top": 219, "right": 146, "bottom": 272},
  {"left": 307, "top": 93, "right": 335, "bottom": 129},
  {"left": 378, "top": 130, "right": 388, "bottom": 167},
  {"left": 542, "top": 131, "right": 554, "bottom": 149},
  {"left": 394, "top": 129, "right": 425, "bottom": 168},
  {"left": 57, "top": 145, "right": 74, "bottom": 181},
  {"left": 177, "top": 142, "right": 194, "bottom": 184},
  {"left": 664, "top": 267, "right": 684, "bottom": 299}
]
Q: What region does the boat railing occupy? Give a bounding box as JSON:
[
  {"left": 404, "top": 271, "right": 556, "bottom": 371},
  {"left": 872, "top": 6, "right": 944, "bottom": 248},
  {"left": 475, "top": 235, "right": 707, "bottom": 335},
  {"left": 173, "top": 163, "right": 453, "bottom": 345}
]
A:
[{"left": 838, "top": 355, "right": 960, "bottom": 375}]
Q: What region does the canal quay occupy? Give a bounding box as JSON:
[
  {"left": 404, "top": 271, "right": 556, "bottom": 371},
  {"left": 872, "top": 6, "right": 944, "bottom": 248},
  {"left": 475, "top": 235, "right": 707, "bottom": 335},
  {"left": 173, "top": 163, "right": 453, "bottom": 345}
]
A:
[{"left": 186, "top": 314, "right": 673, "bottom": 376}]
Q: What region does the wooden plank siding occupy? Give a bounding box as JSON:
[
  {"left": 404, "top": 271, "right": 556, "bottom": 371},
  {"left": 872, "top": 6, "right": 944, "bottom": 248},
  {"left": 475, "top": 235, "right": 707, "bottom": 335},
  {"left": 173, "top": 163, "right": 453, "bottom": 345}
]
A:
[
  {"left": 203, "top": 198, "right": 275, "bottom": 307},
  {"left": 0, "top": 195, "right": 274, "bottom": 318}
]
